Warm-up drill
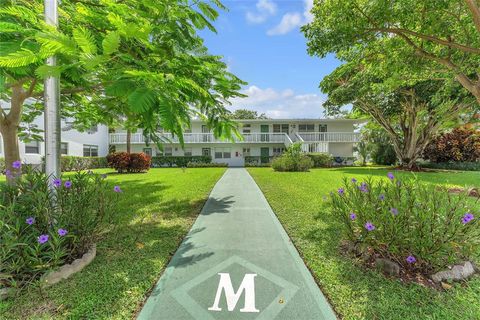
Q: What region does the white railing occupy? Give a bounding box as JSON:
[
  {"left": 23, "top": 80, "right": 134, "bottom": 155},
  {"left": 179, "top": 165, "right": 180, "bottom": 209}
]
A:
[
  {"left": 298, "top": 132, "right": 360, "bottom": 142},
  {"left": 109, "top": 132, "right": 291, "bottom": 144},
  {"left": 301, "top": 142, "right": 329, "bottom": 153}
]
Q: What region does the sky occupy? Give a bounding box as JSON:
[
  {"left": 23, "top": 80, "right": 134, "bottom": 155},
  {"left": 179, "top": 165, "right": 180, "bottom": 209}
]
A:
[{"left": 199, "top": 0, "right": 341, "bottom": 119}]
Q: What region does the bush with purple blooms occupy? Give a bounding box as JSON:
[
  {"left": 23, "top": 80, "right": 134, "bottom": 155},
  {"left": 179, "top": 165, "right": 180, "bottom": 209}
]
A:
[
  {"left": 329, "top": 172, "right": 479, "bottom": 273},
  {"left": 0, "top": 169, "right": 120, "bottom": 289}
]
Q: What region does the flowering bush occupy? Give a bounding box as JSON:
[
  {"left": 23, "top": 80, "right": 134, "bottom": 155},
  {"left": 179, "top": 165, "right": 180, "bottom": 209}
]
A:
[
  {"left": 272, "top": 143, "right": 313, "bottom": 172},
  {"left": 329, "top": 173, "right": 479, "bottom": 273},
  {"left": 107, "top": 152, "right": 151, "bottom": 173},
  {"left": 423, "top": 128, "right": 480, "bottom": 163},
  {"left": 0, "top": 166, "right": 120, "bottom": 289}
]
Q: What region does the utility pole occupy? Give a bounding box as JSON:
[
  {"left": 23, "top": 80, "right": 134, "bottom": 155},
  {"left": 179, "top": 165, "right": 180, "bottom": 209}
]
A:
[{"left": 44, "top": 0, "right": 61, "bottom": 181}]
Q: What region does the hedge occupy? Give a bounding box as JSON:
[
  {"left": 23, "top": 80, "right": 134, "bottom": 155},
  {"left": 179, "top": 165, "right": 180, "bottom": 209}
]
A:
[
  {"left": 306, "top": 153, "right": 333, "bottom": 167},
  {"left": 59, "top": 156, "right": 108, "bottom": 172},
  {"left": 186, "top": 162, "right": 228, "bottom": 168},
  {"left": 419, "top": 161, "right": 480, "bottom": 171},
  {"left": 151, "top": 155, "right": 212, "bottom": 167}
]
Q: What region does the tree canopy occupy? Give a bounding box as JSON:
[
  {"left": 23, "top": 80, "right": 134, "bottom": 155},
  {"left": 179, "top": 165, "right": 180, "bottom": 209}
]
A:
[
  {"left": 230, "top": 109, "right": 269, "bottom": 119},
  {"left": 0, "top": 0, "right": 245, "bottom": 170}
]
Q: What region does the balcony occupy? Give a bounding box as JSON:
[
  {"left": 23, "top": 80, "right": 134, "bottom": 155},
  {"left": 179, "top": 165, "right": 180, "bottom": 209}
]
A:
[
  {"left": 297, "top": 132, "right": 360, "bottom": 143},
  {"left": 109, "top": 132, "right": 293, "bottom": 145}
]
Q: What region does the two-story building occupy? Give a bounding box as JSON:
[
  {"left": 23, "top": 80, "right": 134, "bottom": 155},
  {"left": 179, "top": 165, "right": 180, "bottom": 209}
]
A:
[{"left": 109, "top": 119, "right": 362, "bottom": 166}]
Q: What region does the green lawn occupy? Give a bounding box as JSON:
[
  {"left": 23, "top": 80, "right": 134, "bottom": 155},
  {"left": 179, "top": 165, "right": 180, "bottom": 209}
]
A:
[
  {"left": 0, "top": 168, "right": 226, "bottom": 319},
  {"left": 248, "top": 167, "right": 480, "bottom": 320}
]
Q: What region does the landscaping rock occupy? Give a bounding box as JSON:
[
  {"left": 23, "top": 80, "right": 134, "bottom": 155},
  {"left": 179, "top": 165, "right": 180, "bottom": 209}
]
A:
[
  {"left": 0, "top": 288, "right": 15, "bottom": 301},
  {"left": 375, "top": 258, "right": 400, "bottom": 276},
  {"left": 431, "top": 261, "right": 477, "bottom": 283},
  {"left": 41, "top": 244, "right": 96, "bottom": 288}
]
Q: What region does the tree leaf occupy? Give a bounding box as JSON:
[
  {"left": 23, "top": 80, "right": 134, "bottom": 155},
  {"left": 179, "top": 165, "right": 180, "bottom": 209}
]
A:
[
  {"left": 102, "top": 31, "right": 120, "bottom": 55},
  {"left": 72, "top": 27, "right": 97, "bottom": 54},
  {"left": 128, "top": 88, "right": 157, "bottom": 113},
  {"left": 0, "top": 48, "right": 39, "bottom": 67}
]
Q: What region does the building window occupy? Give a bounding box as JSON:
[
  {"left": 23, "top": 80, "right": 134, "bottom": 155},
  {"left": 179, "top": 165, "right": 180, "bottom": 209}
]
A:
[
  {"left": 83, "top": 144, "right": 98, "bottom": 157},
  {"left": 25, "top": 140, "right": 40, "bottom": 154},
  {"left": 202, "top": 148, "right": 211, "bottom": 157},
  {"left": 61, "top": 142, "right": 68, "bottom": 155},
  {"left": 319, "top": 124, "right": 328, "bottom": 132},
  {"left": 184, "top": 128, "right": 192, "bottom": 134},
  {"left": 143, "top": 148, "right": 152, "bottom": 157},
  {"left": 243, "top": 148, "right": 251, "bottom": 156},
  {"left": 184, "top": 148, "right": 192, "bottom": 156},
  {"left": 273, "top": 147, "right": 285, "bottom": 156},
  {"left": 273, "top": 124, "right": 289, "bottom": 133},
  {"left": 215, "top": 148, "right": 231, "bottom": 159},
  {"left": 164, "top": 146, "right": 173, "bottom": 156},
  {"left": 299, "top": 124, "right": 315, "bottom": 132},
  {"left": 242, "top": 124, "right": 251, "bottom": 134}
]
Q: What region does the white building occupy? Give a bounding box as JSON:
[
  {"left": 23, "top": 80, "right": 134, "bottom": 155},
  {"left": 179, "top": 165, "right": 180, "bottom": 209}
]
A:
[
  {"left": 110, "top": 119, "right": 362, "bottom": 167},
  {"left": 0, "top": 113, "right": 109, "bottom": 165}
]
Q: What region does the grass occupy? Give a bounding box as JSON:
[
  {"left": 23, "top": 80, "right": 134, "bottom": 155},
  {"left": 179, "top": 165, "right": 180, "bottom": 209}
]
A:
[
  {"left": 0, "top": 168, "right": 226, "bottom": 319},
  {"left": 247, "top": 166, "right": 480, "bottom": 320}
]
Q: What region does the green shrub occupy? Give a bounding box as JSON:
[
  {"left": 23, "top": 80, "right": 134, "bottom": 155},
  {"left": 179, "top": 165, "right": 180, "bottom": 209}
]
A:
[
  {"left": 59, "top": 156, "right": 108, "bottom": 172},
  {"left": 244, "top": 162, "right": 271, "bottom": 167},
  {"left": 371, "top": 143, "right": 397, "bottom": 165},
  {"left": 306, "top": 153, "right": 333, "bottom": 167},
  {"left": 151, "top": 155, "right": 212, "bottom": 167},
  {"left": 272, "top": 143, "right": 313, "bottom": 172},
  {"left": 329, "top": 172, "right": 479, "bottom": 272},
  {"left": 0, "top": 168, "right": 120, "bottom": 289},
  {"left": 186, "top": 162, "right": 228, "bottom": 168},
  {"left": 418, "top": 161, "right": 480, "bottom": 171},
  {"left": 245, "top": 156, "right": 273, "bottom": 165}
]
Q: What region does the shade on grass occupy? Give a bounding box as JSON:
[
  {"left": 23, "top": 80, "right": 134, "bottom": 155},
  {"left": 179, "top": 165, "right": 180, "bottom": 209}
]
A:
[
  {"left": 248, "top": 166, "right": 480, "bottom": 320},
  {"left": 0, "top": 168, "right": 226, "bottom": 319}
]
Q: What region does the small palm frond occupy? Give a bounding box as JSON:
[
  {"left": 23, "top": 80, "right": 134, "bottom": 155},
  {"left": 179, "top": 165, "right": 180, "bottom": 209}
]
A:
[
  {"left": 102, "top": 31, "right": 120, "bottom": 55},
  {"left": 72, "top": 27, "right": 97, "bottom": 54},
  {"left": 0, "top": 48, "right": 39, "bottom": 68},
  {"left": 128, "top": 88, "right": 157, "bottom": 113}
]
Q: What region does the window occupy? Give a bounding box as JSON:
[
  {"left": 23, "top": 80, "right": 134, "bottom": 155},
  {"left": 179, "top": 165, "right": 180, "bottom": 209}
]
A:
[
  {"left": 242, "top": 124, "right": 251, "bottom": 134},
  {"left": 61, "top": 142, "right": 68, "bottom": 155},
  {"left": 83, "top": 144, "right": 98, "bottom": 157},
  {"left": 243, "top": 148, "right": 250, "bottom": 156},
  {"left": 184, "top": 128, "right": 192, "bottom": 134},
  {"left": 299, "top": 124, "right": 315, "bottom": 132},
  {"left": 319, "top": 124, "right": 328, "bottom": 132},
  {"left": 143, "top": 148, "right": 152, "bottom": 157},
  {"left": 273, "top": 124, "right": 289, "bottom": 133},
  {"left": 202, "top": 148, "right": 211, "bottom": 157},
  {"left": 215, "top": 148, "right": 231, "bottom": 159},
  {"left": 164, "top": 147, "right": 173, "bottom": 156},
  {"left": 25, "top": 141, "right": 40, "bottom": 154},
  {"left": 273, "top": 147, "right": 285, "bottom": 156},
  {"left": 184, "top": 148, "right": 192, "bottom": 156}
]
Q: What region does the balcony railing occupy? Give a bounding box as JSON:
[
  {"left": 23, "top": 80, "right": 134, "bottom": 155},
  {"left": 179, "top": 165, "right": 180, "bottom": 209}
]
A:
[
  {"left": 109, "top": 132, "right": 292, "bottom": 144},
  {"left": 297, "top": 132, "right": 360, "bottom": 142}
]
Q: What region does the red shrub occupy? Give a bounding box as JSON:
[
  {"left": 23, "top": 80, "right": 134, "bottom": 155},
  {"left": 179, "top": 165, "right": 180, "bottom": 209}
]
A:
[
  {"left": 107, "top": 152, "right": 151, "bottom": 173},
  {"left": 423, "top": 128, "right": 480, "bottom": 163}
]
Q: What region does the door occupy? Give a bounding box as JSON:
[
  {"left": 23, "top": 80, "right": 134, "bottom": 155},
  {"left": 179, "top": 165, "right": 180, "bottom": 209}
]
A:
[
  {"left": 202, "top": 125, "right": 209, "bottom": 142},
  {"left": 260, "top": 147, "right": 270, "bottom": 164},
  {"left": 260, "top": 125, "right": 269, "bottom": 142}
]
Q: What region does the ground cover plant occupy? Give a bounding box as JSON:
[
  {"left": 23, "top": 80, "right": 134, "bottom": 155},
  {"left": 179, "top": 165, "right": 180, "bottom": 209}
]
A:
[
  {"left": 0, "top": 167, "right": 225, "bottom": 319},
  {"left": 330, "top": 173, "right": 479, "bottom": 274},
  {"left": 248, "top": 167, "right": 480, "bottom": 320},
  {"left": 1, "top": 163, "right": 120, "bottom": 290}
]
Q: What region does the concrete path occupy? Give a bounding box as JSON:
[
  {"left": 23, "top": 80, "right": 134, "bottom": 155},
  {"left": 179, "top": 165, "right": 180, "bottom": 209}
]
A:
[{"left": 138, "top": 168, "right": 336, "bottom": 320}]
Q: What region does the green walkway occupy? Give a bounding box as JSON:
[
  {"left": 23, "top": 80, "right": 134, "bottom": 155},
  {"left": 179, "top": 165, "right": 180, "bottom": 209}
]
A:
[{"left": 138, "top": 168, "right": 336, "bottom": 320}]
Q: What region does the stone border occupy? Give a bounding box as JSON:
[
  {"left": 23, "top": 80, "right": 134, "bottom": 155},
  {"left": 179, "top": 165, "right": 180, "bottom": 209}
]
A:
[{"left": 41, "top": 244, "right": 97, "bottom": 288}]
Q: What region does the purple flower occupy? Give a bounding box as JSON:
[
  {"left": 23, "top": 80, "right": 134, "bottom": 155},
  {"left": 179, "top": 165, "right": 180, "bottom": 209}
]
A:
[
  {"left": 390, "top": 208, "right": 399, "bottom": 215},
  {"left": 114, "top": 185, "right": 122, "bottom": 193},
  {"left": 338, "top": 188, "right": 345, "bottom": 196},
  {"left": 359, "top": 182, "right": 368, "bottom": 193},
  {"left": 37, "top": 234, "right": 49, "bottom": 244},
  {"left": 462, "top": 212, "right": 474, "bottom": 224},
  {"left": 26, "top": 217, "right": 35, "bottom": 225},
  {"left": 5, "top": 169, "right": 12, "bottom": 178},
  {"left": 349, "top": 212, "right": 356, "bottom": 220},
  {"left": 378, "top": 194, "right": 385, "bottom": 201},
  {"left": 387, "top": 172, "right": 395, "bottom": 180},
  {"left": 364, "top": 222, "right": 375, "bottom": 231},
  {"left": 351, "top": 178, "right": 357, "bottom": 183},
  {"left": 12, "top": 160, "right": 22, "bottom": 169},
  {"left": 53, "top": 178, "right": 62, "bottom": 187},
  {"left": 58, "top": 228, "right": 68, "bottom": 237},
  {"left": 64, "top": 180, "right": 72, "bottom": 188},
  {"left": 406, "top": 255, "right": 416, "bottom": 264}
]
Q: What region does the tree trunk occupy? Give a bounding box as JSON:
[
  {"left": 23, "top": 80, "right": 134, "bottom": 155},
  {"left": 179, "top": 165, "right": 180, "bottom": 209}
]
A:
[
  {"left": 126, "top": 129, "right": 131, "bottom": 154},
  {"left": 0, "top": 123, "right": 21, "bottom": 176}
]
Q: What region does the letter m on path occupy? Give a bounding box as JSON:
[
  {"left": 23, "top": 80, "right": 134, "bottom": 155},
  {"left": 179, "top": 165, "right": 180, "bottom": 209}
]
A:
[{"left": 208, "top": 273, "right": 260, "bottom": 313}]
